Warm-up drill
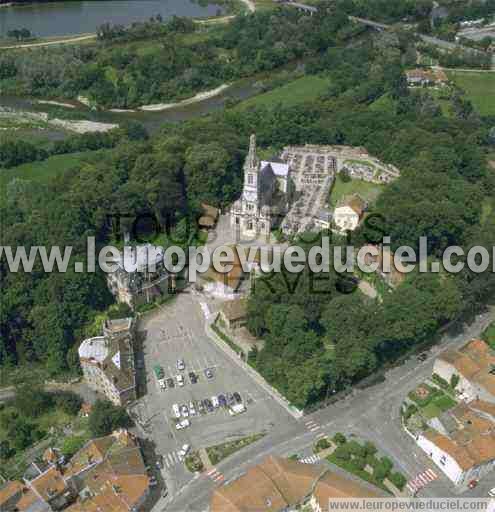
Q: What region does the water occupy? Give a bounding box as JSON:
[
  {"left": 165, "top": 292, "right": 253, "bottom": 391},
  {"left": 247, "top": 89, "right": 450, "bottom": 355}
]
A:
[{"left": 0, "top": 0, "right": 223, "bottom": 37}]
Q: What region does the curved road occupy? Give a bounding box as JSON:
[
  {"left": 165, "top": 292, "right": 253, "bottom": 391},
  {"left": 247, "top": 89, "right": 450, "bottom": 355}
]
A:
[{"left": 163, "top": 309, "right": 494, "bottom": 511}]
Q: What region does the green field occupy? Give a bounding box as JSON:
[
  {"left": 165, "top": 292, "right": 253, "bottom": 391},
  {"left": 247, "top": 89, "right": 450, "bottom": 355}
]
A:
[
  {"left": 0, "top": 152, "right": 89, "bottom": 189},
  {"left": 447, "top": 71, "right": 495, "bottom": 116},
  {"left": 330, "top": 175, "right": 384, "bottom": 207},
  {"left": 235, "top": 75, "right": 331, "bottom": 110}
]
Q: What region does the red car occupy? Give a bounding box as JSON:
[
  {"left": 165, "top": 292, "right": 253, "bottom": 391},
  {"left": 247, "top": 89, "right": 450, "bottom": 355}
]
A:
[{"left": 468, "top": 480, "right": 478, "bottom": 489}]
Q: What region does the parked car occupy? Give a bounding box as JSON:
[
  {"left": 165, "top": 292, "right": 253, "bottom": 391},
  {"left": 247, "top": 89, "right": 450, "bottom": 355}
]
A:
[
  {"left": 176, "top": 374, "right": 184, "bottom": 387},
  {"left": 167, "top": 378, "right": 175, "bottom": 388},
  {"left": 233, "top": 392, "right": 242, "bottom": 404},
  {"left": 229, "top": 403, "right": 246, "bottom": 416},
  {"left": 211, "top": 395, "right": 220, "bottom": 408},
  {"left": 177, "top": 359, "right": 185, "bottom": 371},
  {"left": 158, "top": 379, "right": 166, "bottom": 390},
  {"left": 417, "top": 352, "right": 428, "bottom": 362},
  {"left": 468, "top": 480, "right": 478, "bottom": 489},
  {"left": 189, "top": 372, "right": 198, "bottom": 384},
  {"left": 178, "top": 444, "right": 190, "bottom": 459},
  {"left": 180, "top": 405, "right": 189, "bottom": 417},
  {"left": 155, "top": 457, "right": 163, "bottom": 470},
  {"left": 218, "top": 394, "right": 227, "bottom": 407},
  {"left": 172, "top": 404, "right": 181, "bottom": 419},
  {"left": 198, "top": 401, "right": 206, "bottom": 415},
  {"left": 205, "top": 398, "right": 214, "bottom": 412},
  {"left": 204, "top": 368, "right": 214, "bottom": 379},
  {"left": 489, "top": 488, "right": 495, "bottom": 498},
  {"left": 189, "top": 401, "right": 196, "bottom": 416},
  {"left": 226, "top": 393, "right": 235, "bottom": 406},
  {"left": 149, "top": 477, "right": 157, "bottom": 487},
  {"left": 175, "top": 419, "right": 190, "bottom": 430}
]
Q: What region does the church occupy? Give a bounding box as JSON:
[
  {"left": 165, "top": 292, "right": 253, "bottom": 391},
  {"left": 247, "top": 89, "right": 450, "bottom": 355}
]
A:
[{"left": 230, "top": 135, "right": 291, "bottom": 240}]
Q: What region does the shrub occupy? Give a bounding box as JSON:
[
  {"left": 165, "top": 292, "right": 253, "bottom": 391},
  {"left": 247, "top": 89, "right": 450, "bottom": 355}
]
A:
[
  {"left": 364, "top": 441, "right": 377, "bottom": 456},
  {"left": 431, "top": 373, "right": 450, "bottom": 390},
  {"left": 403, "top": 403, "right": 418, "bottom": 420},
  {"left": 88, "top": 399, "right": 132, "bottom": 437},
  {"left": 450, "top": 373, "right": 460, "bottom": 389},
  {"left": 53, "top": 391, "right": 83, "bottom": 416},
  {"left": 351, "top": 456, "right": 366, "bottom": 471},
  {"left": 315, "top": 438, "right": 331, "bottom": 452},
  {"left": 389, "top": 471, "right": 407, "bottom": 490},
  {"left": 333, "top": 432, "right": 347, "bottom": 445},
  {"left": 347, "top": 440, "right": 366, "bottom": 458},
  {"left": 334, "top": 445, "right": 352, "bottom": 461}
]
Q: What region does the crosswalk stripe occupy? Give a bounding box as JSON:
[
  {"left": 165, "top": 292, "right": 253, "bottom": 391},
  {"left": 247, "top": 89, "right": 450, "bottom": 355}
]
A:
[
  {"left": 425, "top": 469, "right": 437, "bottom": 480},
  {"left": 207, "top": 468, "right": 218, "bottom": 476},
  {"left": 309, "top": 426, "right": 320, "bottom": 431}
]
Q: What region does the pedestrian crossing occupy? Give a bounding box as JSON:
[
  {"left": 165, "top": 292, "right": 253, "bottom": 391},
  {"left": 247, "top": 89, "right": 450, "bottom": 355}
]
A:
[
  {"left": 299, "top": 454, "right": 321, "bottom": 464},
  {"left": 207, "top": 467, "right": 224, "bottom": 483},
  {"left": 406, "top": 469, "right": 438, "bottom": 494},
  {"left": 163, "top": 451, "right": 182, "bottom": 469},
  {"left": 305, "top": 420, "right": 321, "bottom": 432}
]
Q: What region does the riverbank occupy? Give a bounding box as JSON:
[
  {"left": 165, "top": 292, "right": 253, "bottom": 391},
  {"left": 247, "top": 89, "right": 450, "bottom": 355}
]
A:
[
  {"left": 0, "top": 33, "right": 96, "bottom": 50},
  {"left": 138, "top": 84, "right": 231, "bottom": 112}
]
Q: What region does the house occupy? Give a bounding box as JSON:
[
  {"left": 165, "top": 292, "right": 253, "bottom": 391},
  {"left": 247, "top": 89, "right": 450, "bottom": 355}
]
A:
[
  {"left": 405, "top": 68, "right": 448, "bottom": 87},
  {"left": 106, "top": 243, "right": 172, "bottom": 309},
  {"left": 210, "top": 455, "right": 380, "bottom": 512},
  {"left": 198, "top": 203, "right": 220, "bottom": 230},
  {"left": 416, "top": 401, "right": 495, "bottom": 486},
  {"left": 433, "top": 339, "right": 495, "bottom": 403},
  {"left": 2, "top": 430, "right": 149, "bottom": 512},
  {"left": 314, "top": 209, "right": 332, "bottom": 230},
  {"left": 333, "top": 195, "right": 366, "bottom": 233},
  {"left": 78, "top": 317, "right": 136, "bottom": 406},
  {"left": 218, "top": 298, "right": 248, "bottom": 330},
  {"left": 0, "top": 480, "right": 50, "bottom": 512}
]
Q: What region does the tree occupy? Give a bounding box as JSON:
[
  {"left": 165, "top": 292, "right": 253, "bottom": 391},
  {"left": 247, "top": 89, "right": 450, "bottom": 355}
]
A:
[
  {"left": 88, "top": 399, "right": 132, "bottom": 437},
  {"left": 53, "top": 391, "right": 83, "bottom": 416},
  {"left": 13, "top": 382, "right": 53, "bottom": 419}
]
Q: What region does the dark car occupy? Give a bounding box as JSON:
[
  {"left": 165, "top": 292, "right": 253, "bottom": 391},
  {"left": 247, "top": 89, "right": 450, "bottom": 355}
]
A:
[
  {"left": 198, "top": 401, "right": 206, "bottom": 415},
  {"left": 226, "top": 393, "right": 235, "bottom": 405},
  {"left": 417, "top": 352, "right": 428, "bottom": 362},
  {"left": 166, "top": 378, "right": 175, "bottom": 388},
  {"left": 189, "top": 372, "right": 198, "bottom": 384},
  {"left": 204, "top": 368, "right": 214, "bottom": 379},
  {"left": 205, "top": 399, "right": 214, "bottom": 413},
  {"left": 233, "top": 392, "right": 242, "bottom": 404},
  {"left": 218, "top": 394, "right": 227, "bottom": 407}
]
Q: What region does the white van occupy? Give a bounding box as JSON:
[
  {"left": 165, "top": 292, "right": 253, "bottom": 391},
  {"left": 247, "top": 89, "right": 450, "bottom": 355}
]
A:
[
  {"left": 229, "top": 403, "right": 246, "bottom": 416},
  {"left": 172, "top": 403, "right": 181, "bottom": 419},
  {"left": 211, "top": 396, "right": 220, "bottom": 408},
  {"left": 176, "top": 374, "right": 184, "bottom": 387}
]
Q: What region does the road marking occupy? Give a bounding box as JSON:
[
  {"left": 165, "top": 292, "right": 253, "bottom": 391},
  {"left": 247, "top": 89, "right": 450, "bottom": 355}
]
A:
[
  {"left": 299, "top": 454, "right": 321, "bottom": 464},
  {"left": 406, "top": 469, "right": 438, "bottom": 494},
  {"left": 207, "top": 467, "right": 224, "bottom": 483}
]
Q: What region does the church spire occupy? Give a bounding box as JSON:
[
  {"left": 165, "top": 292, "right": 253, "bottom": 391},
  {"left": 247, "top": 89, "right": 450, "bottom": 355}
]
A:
[{"left": 245, "top": 134, "right": 258, "bottom": 171}]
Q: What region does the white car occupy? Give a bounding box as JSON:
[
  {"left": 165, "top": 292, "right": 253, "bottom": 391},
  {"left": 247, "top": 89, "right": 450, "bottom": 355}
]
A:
[
  {"left": 180, "top": 405, "right": 189, "bottom": 417},
  {"left": 158, "top": 379, "right": 166, "bottom": 390},
  {"left": 178, "top": 444, "right": 190, "bottom": 459},
  {"left": 177, "top": 359, "right": 185, "bottom": 371},
  {"left": 189, "top": 401, "right": 196, "bottom": 416},
  {"left": 229, "top": 403, "right": 246, "bottom": 416},
  {"left": 172, "top": 404, "right": 181, "bottom": 419},
  {"left": 211, "top": 395, "right": 220, "bottom": 408},
  {"left": 175, "top": 419, "right": 190, "bottom": 430},
  {"left": 176, "top": 374, "right": 184, "bottom": 387},
  {"left": 489, "top": 488, "right": 495, "bottom": 497}
]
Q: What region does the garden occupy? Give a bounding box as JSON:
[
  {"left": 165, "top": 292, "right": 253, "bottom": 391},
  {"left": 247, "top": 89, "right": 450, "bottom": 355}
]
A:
[
  {"left": 326, "top": 433, "right": 407, "bottom": 492},
  {"left": 206, "top": 433, "right": 265, "bottom": 466}
]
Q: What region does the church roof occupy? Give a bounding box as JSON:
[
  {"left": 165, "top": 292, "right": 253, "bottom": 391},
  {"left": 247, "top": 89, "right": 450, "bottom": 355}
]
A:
[{"left": 261, "top": 161, "right": 289, "bottom": 177}]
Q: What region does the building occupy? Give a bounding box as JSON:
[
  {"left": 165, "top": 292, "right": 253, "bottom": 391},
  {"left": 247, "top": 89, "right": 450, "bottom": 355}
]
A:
[
  {"left": 230, "top": 135, "right": 291, "bottom": 241},
  {"left": 218, "top": 298, "right": 248, "bottom": 330},
  {"left": 333, "top": 195, "right": 366, "bottom": 233},
  {"left": 106, "top": 243, "right": 172, "bottom": 309},
  {"left": 78, "top": 318, "right": 136, "bottom": 406},
  {"left": 210, "top": 455, "right": 379, "bottom": 512},
  {"left": 416, "top": 401, "right": 495, "bottom": 486},
  {"left": 1, "top": 430, "right": 150, "bottom": 512},
  {"left": 405, "top": 68, "right": 448, "bottom": 87},
  {"left": 433, "top": 339, "right": 495, "bottom": 404}
]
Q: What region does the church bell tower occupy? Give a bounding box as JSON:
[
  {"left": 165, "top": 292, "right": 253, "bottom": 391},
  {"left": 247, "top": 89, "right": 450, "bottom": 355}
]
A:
[{"left": 242, "top": 134, "right": 260, "bottom": 206}]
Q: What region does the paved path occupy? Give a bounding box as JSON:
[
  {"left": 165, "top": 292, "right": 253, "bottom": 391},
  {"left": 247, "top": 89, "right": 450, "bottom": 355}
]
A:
[{"left": 0, "top": 34, "right": 96, "bottom": 50}]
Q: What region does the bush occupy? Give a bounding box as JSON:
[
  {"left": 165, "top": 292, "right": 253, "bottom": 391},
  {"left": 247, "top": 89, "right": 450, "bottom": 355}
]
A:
[
  {"left": 315, "top": 438, "right": 331, "bottom": 452},
  {"left": 333, "top": 432, "right": 347, "bottom": 445},
  {"left": 347, "top": 440, "right": 366, "bottom": 458},
  {"left": 351, "top": 456, "right": 366, "bottom": 471},
  {"left": 363, "top": 441, "right": 377, "bottom": 456},
  {"left": 403, "top": 403, "right": 418, "bottom": 420},
  {"left": 374, "top": 457, "right": 393, "bottom": 481},
  {"left": 13, "top": 384, "right": 53, "bottom": 419},
  {"left": 431, "top": 373, "right": 450, "bottom": 390},
  {"left": 334, "top": 444, "right": 352, "bottom": 461},
  {"left": 53, "top": 391, "right": 83, "bottom": 416},
  {"left": 88, "top": 399, "right": 132, "bottom": 437},
  {"left": 388, "top": 471, "right": 407, "bottom": 490},
  {"left": 450, "top": 373, "right": 460, "bottom": 389},
  {"left": 107, "top": 303, "right": 133, "bottom": 320}
]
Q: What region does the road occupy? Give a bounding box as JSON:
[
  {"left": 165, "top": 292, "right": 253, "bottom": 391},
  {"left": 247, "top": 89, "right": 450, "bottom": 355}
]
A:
[{"left": 163, "top": 308, "right": 494, "bottom": 511}]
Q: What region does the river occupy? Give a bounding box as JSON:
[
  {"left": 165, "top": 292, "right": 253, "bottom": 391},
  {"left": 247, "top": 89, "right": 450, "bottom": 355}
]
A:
[{"left": 0, "top": 0, "right": 224, "bottom": 37}]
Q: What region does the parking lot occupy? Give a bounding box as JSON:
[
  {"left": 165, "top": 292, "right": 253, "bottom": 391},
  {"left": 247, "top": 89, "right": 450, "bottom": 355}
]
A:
[{"left": 131, "top": 290, "right": 293, "bottom": 494}]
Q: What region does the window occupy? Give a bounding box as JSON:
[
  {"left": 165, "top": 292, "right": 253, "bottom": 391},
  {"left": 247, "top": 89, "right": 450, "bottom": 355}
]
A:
[
  {"left": 248, "top": 221, "right": 253, "bottom": 230},
  {"left": 235, "top": 217, "right": 240, "bottom": 225},
  {"left": 247, "top": 203, "right": 254, "bottom": 211},
  {"left": 248, "top": 174, "right": 254, "bottom": 184}
]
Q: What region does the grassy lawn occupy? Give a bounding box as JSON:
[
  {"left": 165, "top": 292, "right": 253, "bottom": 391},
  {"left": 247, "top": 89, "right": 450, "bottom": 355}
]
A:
[
  {"left": 0, "top": 152, "right": 90, "bottom": 190},
  {"left": 447, "top": 71, "right": 495, "bottom": 116},
  {"left": 330, "top": 175, "right": 383, "bottom": 207},
  {"left": 235, "top": 75, "right": 331, "bottom": 110},
  {"left": 369, "top": 93, "right": 395, "bottom": 114},
  {"left": 206, "top": 433, "right": 265, "bottom": 465}
]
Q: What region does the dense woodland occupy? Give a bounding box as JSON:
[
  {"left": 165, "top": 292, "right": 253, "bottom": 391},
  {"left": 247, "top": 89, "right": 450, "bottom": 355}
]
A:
[{"left": 1, "top": 4, "right": 495, "bottom": 408}]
